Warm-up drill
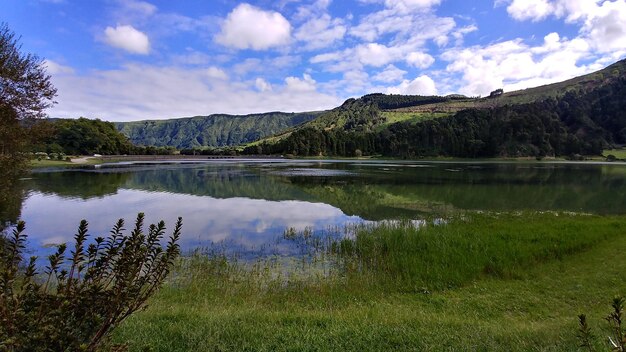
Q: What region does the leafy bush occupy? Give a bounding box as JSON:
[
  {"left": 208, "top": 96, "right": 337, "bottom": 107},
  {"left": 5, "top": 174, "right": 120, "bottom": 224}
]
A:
[
  {"left": 578, "top": 297, "right": 626, "bottom": 351},
  {"left": 0, "top": 213, "right": 182, "bottom": 351}
]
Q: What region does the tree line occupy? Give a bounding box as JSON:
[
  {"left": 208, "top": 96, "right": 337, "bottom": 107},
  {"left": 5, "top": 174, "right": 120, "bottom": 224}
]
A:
[{"left": 33, "top": 118, "right": 177, "bottom": 156}]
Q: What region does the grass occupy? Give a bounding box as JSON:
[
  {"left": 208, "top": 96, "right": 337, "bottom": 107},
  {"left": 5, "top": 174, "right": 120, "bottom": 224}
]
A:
[
  {"left": 29, "top": 158, "right": 75, "bottom": 168},
  {"left": 380, "top": 111, "right": 450, "bottom": 126},
  {"left": 603, "top": 148, "right": 626, "bottom": 160},
  {"left": 113, "top": 212, "right": 626, "bottom": 351},
  {"left": 29, "top": 156, "right": 120, "bottom": 168}
]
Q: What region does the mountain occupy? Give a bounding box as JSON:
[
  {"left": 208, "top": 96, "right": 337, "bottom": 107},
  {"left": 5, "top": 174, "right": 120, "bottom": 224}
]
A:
[
  {"left": 116, "top": 111, "right": 322, "bottom": 149},
  {"left": 243, "top": 58, "right": 626, "bottom": 158}
]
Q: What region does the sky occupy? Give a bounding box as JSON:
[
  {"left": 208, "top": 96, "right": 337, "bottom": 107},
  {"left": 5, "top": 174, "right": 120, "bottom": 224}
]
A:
[{"left": 2, "top": 0, "right": 626, "bottom": 122}]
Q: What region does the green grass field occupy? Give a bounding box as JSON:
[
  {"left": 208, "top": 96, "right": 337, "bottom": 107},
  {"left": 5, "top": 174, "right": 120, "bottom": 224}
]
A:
[
  {"left": 380, "top": 111, "right": 450, "bottom": 126},
  {"left": 603, "top": 149, "right": 626, "bottom": 159},
  {"left": 113, "top": 212, "right": 626, "bottom": 351}
]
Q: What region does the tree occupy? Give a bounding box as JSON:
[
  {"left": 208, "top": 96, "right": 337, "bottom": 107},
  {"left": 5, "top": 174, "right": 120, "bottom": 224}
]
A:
[
  {"left": 0, "top": 22, "right": 56, "bottom": 119},
  {"left": 0, "top": 23, "right": 56, "bottom": 233},
  {"left": 0, "top": 22, "right": 57, "bottom": 169}
]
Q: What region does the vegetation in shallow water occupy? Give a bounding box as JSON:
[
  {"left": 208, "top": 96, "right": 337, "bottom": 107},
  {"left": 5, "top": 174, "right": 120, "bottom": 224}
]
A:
[{"left": 113, "top": 212, "right": 626, "bottom": 351}]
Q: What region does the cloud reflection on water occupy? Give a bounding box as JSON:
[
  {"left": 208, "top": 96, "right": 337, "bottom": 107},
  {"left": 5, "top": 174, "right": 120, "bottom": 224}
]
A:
[{"left": 21, "top": 189, "right": 362, "bottom": 254}]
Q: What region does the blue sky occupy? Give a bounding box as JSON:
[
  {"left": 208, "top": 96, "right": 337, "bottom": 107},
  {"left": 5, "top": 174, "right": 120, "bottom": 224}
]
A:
[{"left": 2, "top": 0, "right": 626, "bottom": 121}]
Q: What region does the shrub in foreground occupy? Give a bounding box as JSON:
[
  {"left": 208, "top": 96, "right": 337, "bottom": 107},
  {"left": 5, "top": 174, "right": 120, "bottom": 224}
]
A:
[
  {"left": 0, "top": 213, "right": 182, "bottom": 351},
  {"left": 578, "top": 297, "right": 626, "bottom": 351}
]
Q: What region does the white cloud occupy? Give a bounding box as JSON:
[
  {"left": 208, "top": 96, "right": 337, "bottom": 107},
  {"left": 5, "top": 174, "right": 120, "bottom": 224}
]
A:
[
  {"left": 44, "top": 60, "right": 74, "bottom": 75},
  {"left": 582, "top": 0, "right": 626, "bottom": 53},
  {"left": 117, "top": 0, "right": 157, "bottom": 18},
  {"left": 360, "top": 0, "right": 442, "bottom": 12},
  {"left": 384, "top": 0, "right": 441, "bottom": 11},
  {"left": 285, "top": 74, "right": 317, "bottom": 92},
  {"left": 505, "top": 0, "right": 554, "bottom": 21},
  {"left": 373, "top": 65, "right": 407, "bottom": 83},
  {"left": 103, "top": 25, "right": 150, "bottom": 55},
  {"left": 205, "top": 66, "right": 228, "bottom": 80},
  {"left": 232, "top": 56, "right": 301, "bottom": 76},
  {"left": 47, "top": 64, "right": 341, "bottom": 121},
  {"left": 356, "top": 43, "right": 400, "bottom": 66},
  {"left": 255, "top": 78, "right": 273, "bottom": 92},
  {"left": 440, "top": 33, "right": 601, "bottom": 96},
  {"left": 295, "top": 14, "right": 346, "bottom": 50},
  {"left": 215, "top": 3, "right": 291, "bottom": 50},
  {"left": 293, "top": 0, "right": 333, "bottom": 20},
  {"left": 386, "top": 75, "right": 438, "bottom": 95},
  {"left": 406, "top": 51, "right": 435, "bottom": 68}
]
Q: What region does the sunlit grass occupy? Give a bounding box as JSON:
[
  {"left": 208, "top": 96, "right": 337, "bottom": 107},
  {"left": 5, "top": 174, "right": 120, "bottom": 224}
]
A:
[
  {"left": 380, "top": 111, "right": 450, "bottom": 126},
  {"left": 603, "top": 148, "right": 626, "bottom": 159},
  {"left": 114, "top": 212, "right": 626, "bottom": 351}
]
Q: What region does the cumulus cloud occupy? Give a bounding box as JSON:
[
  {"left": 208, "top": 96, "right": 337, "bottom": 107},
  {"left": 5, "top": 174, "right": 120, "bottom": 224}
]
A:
[
  {"left": 103, "top": 25, "right": 150, "bottom": 54},
  {"left": 386, "top": 75, "right": 438, "bottom": 95},
  {"left": 205, "top": 66, "right": 228, "bottom": 80},
  {"left": 582, "top": 0, "right": 626, "bottom": 53},
  {"left": 215, "top": 3, "right": 291, "bottom": 50},
  {"left": 406, "top": 52, "right": 435, "bottom": 68},
  {"left": 440, "top": 32, "right": 602, "bottom": 96},
  {"left": 356, "top": 43, "right": 401, "bottom": 66},
  {"left": 505, "top": 0, "right": 554, "bottom": 21},
  {"left": 285, "top": 74, "right": 317, "bottom": 92},
  {"left": 47, "top": 64, "right": 342, "bottom": 121},
  {"left": 255, "top": 78, "right": 272, "bottom": 92},
  {"left": 373, "top": 65, "right": 407, "bottom": 83}
]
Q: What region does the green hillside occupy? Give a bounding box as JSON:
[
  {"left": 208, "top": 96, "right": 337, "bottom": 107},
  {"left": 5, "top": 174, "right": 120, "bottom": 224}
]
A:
[
  {"left": 116, "top": 111, "right": 322, "bottom": 149},
  {"left": 244, "top": 58, "right": 626, "bottom": 158},
  {"left": 397, "top": 58, "right": 626, "bottom": 113}
]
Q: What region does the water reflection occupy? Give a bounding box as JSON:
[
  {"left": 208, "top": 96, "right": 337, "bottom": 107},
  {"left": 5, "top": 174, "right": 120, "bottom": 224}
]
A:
[
  {"left": 6, "top": 160, "right": 626, "bottom": 256},
  {"left": 21, "top": 189, "right": 360, "bottom": 255}
]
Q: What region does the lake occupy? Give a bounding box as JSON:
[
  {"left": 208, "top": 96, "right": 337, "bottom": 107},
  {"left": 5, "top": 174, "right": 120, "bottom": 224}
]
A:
[{"left": 5, "top": 159, "right": 626, "bottom": 256}]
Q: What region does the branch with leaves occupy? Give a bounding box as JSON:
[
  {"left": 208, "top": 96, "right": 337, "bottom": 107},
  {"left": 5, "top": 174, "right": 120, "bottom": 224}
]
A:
[{"left": 0, "top": 213, "right": 182, "bottom": 351}]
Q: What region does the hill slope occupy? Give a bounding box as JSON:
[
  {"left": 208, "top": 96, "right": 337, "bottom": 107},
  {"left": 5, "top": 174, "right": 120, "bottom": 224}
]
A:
[
  {"left": 116, "top": 111, "right": 322, "bottom": 149},
  {"left": 244, "top": 58, "right": 626, "bottom": 158}
]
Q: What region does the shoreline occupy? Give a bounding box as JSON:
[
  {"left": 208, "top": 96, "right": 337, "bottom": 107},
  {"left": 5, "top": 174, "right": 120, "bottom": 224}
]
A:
[{"left": 28, "top": 153, "right": 626, "bottom": 170}]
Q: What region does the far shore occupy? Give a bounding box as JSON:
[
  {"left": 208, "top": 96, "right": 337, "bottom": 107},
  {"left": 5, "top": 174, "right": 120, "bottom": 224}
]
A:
[{"left": 27, "top": 153, "right": 626, "bottom": 170}]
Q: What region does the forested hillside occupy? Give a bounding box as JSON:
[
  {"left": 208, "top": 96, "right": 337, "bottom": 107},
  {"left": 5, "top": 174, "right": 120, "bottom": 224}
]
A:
[
  {"left": 243, "top": 60, "right": 626, "bottom": 158},
  {"left": 34, "top": 118, "right": 176, "bottom": 155},
  {"left": 116, "top": 112, "right": 321, "bottom": 149}
]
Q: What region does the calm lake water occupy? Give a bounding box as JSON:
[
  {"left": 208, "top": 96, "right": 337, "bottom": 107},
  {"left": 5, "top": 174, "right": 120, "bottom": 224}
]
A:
[{"left": 5, "top": 159, "right": 626, "bottom": 256}]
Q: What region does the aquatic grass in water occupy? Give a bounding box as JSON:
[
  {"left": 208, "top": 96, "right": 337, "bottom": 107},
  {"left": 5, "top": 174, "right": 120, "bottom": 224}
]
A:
[
  {"left": 167, "top": 212, "right": 626, "bottom": 298},
  {"left": 329, "top": 212, "right": 625, "bottom": 292},
  {"left": 113, "top": 211, "right": 626, "bottom": 351}
]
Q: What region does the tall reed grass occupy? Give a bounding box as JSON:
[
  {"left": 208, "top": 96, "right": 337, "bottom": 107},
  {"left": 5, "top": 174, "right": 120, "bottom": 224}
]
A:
[{"left": 173, "top": 212, "right": 626, "bottom": 297}]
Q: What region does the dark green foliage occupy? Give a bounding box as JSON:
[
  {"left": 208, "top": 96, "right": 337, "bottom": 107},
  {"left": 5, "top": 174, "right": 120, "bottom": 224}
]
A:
[
  {"left": 42, "top": 117, "right": 134, "bottom": 155},
  {"left": 0, "top": 22, "right": 56, "bottom": 171},
  {"left": 360, "top": 93, "right": 469, "bottom": 110},
  {"left": 578, "top": 314, "right": 595, "bottom": 351},
  {"left": 489, "top": 88, "right": 504, "bottom": 98},
  {"left": 179, "top": 146, "right": 239, "bottom": 156},
  {"left": 36, "top": 117, "right": 178, "bottom": 155},
  {"left": 577, "top": 297, "right": 626, "bottom": 351},
  {"left": 307, "top": 97, "right": 384, "bottom": 132},
  {"left": 0, "top": 22, "right": 56, "bottom": 119},
  {"left": 116, "top": 112, "right": 322, "bottom": 149},
  {"left": 607, "top": 297, "right": 626, "bottom": 350},
  {"left": 0, "top": 213, "right": 182, "bottom": 351}
]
